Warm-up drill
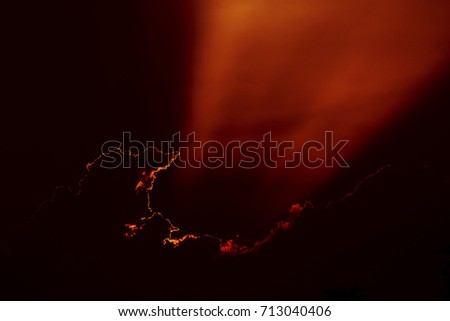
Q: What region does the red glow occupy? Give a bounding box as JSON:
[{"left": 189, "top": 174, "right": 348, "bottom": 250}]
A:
[{"left": 179, "top": 0, "right": 450, "bottom": 216}]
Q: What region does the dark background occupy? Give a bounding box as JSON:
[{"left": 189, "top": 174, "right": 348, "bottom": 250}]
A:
[
  {"left": 2, "top": 0, "right": 450, "bottom": 300},
  {"left": 2, "top": 0, "right": 197, "bottom": 241}
]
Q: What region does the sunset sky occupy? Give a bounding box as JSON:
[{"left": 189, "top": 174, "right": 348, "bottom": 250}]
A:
[{"left": 1, "top": 0, "right": 450, "bottom": 300}]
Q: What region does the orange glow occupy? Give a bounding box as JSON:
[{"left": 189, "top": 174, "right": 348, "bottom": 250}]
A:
[
  {"left": 163, "top": 234, "right": 200, "bottom": 248},
  {"left": 189, "top": 0, "right": 450, "bottom": 140},
  {"left": 124, "top": 224, "right": 138, "bottom": 238},
  {"left": 185, "top": 0, "right": 450, "bottom": 188},
  {"left": 173, "top": 0, "right": 450, "bottom": 222},
  {"left": 123, "top": 149, "right": 182, "bottom": 240},
  {"left": 123, "top": 213, "right": 180, "bottom": 240},
  {"left": 135, "top": 150, "right": 179, "bottom": 192},
  {"left": 220, "top": 239, "right": 248, "bottom": 255}
]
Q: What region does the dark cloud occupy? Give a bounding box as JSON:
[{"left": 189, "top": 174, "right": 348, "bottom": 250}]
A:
[
  {"left": 3, "top": 0, "right": 450, "bottom": 302},
  {"left": 2, "top": 149, "right": 221, "bottom": 299},
  {"left": 1, "top": 159, "right": 450, "bottom": 300},
  {"left": 235, "top": 165, "right": 450, "bottom": 299}
]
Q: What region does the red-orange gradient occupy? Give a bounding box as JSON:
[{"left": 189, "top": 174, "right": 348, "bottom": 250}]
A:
[
  {"left": 173, "top": 0, "right": 450, "bottom": 232},
  {"left": 188, "top": 0, "right": 450, "bottom": 140}
]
